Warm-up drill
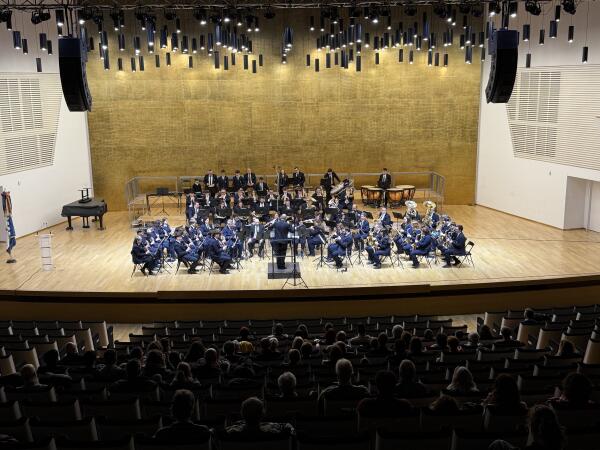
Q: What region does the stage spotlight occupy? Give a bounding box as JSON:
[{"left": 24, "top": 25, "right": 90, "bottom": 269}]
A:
[
  {"left": 433, "top": 3, "right": 448, "bottom": 19},
  {"left": 509, "top": 2, "right": 518, "bottom": 17},
  {"left": 264, "top": 7, "right": 275, "bottom": 19},
  {"left": 568, "top": 25, "right": 574, "bottom": 43},
  {"left": 489, "top": 1, "right": 501, "bottom": 16},
  {"left": 92, "top": 10, "right": 103, "bottom": 26},
  {"left": 549, "top": 20, "right": 557, "bottom": 38},
  {"left": 562, "top": 0, "right": 576, "bottom": 15},
  {"left": 555, "top": 5, "right": 561, "bottom": 21},
  {"left": 78, "top": 8, "right": 93, "bottom": 25},
  {"left": 404, "top": 4, "right": 417, "bottom": 17},
  {"left": 1, "top": 9, "right": 12, "bottom": 30},
  {"left": 525, "top": 0, "right": 542, "bottom": 16},
  {"left": 31, "top": 9, "right": 50, "bottom": 25},
  {"left": 194, "top": 9, "right": 207, "bottom": 25},
  {"left": 39, "top": 33, "right": 47, "bottom": 50},
  {"left": 22, "top": 38, "right": 28, "bottom": 54},
  {"left": 111, "top": 10, "right": 121, "bottom": 30},
  {"left": 459, "top": 3, "right": 471, "bottom": 14},
  {"left": 222, "top": 9, "right": 231, "bottom": 23},
  {"left": 582, "top": 46, "right": 588, "bottom": 64},
  {"left": 254, "top": 16, "right": 260, "bottom": 32},
  {"left": 471, "top": 4, "right": 484, "bottom": 17},
  {"left": 175, "top": 18, "right": 181, "bottom": 33},
  {"left": 526, "top": 53, "right": 531, "bottom": 67},
  {"left": 55, "top": 10, "right": 64, "bottom": 27},
  {"left": 13, "top": 30, "right": 21, "bottom": 49},
  {"left": 523, "top": 24, "right": 530, "bottom": 41}
]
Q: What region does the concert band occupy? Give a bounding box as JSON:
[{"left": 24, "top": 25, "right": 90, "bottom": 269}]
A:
[{"left": 131, "top": 167, "right": 468, "bottom": 275}]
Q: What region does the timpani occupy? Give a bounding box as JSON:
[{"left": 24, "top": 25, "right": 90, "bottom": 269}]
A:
[
  {"left": 360, "top": 185, "right": 374, "bottom": 205},
  {"left": 387, "top": 187, "right": 404, "bottom": 207},
  {"left": 395, "top": 185, "right": 416, "bottom": 205},
  {"left": 366, "top": 187, "right": 383, "bottom": 206}
]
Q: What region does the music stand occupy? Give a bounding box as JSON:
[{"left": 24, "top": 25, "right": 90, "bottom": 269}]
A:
[
  {"left": 283, "top": 237, "right": 307, "bottom": 289},
  {"left": 324, "top": 219, "right": 338, "bottom": 230},
  {"left": 156, "top": 187, "right": 170, "bottom": 215},
  {"left": 363, "top": 211, "right": 374, "bottom": 220},
  {"left": 302, "top": 209, "right": 315, "bottom": 220},
  {"left": 392, "top": 211, "right": 404, "bottom": 226}
]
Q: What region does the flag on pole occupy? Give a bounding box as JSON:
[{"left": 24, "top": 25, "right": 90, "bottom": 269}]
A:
[{"left": 2, "top": 192, "right": 16, "bottom": 254}]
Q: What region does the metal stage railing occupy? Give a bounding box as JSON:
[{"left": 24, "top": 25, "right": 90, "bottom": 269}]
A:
[{"left": 125, "top": 171, "right": 445, "bottom": 222}]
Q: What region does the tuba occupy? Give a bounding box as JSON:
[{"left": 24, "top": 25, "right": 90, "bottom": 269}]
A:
[{"left": 422, "top": 200, "right": 437, "bottom": 227}]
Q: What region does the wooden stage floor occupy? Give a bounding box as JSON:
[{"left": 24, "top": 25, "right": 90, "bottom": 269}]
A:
[{"left": 1, "top": 205, "right": 600, "bottom": 296}]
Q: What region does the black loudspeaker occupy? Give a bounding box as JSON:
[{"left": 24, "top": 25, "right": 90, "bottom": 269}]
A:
[
  {"left": 485, "top": 29, "right": 519, "bottom": 104},
  {"left": 59, "top": 37, "right": 92, "bottom": 111}
]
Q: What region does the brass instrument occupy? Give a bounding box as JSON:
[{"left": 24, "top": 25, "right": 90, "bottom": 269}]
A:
[
  {"left": 422, "top": 200, "right": 437, "bottom": 227},
  {"left": 331, "top": 179, "right": 355, "bottom": 197}
]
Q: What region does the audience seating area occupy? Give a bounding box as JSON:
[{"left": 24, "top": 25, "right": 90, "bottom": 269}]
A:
[{"left": 1, "top": 306, "right": 600, "bottom": 450}]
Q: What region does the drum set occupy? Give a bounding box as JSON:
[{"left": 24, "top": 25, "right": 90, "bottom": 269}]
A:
[{"left": 360, "top": 184, "right": 416, "bottom": 207}]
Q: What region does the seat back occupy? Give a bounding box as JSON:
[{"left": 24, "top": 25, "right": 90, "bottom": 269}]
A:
[
  {"left": 553, "top": 404, "right": 600, "bottom": 430},
  {"left": 0, "top": 399, "right": 21, "bottom": 421},
  {"left": 82, "top": 322, "right": 110, "bottom": 348},
  {"left": 7, "top": 348, "right": 40, "bottom": 369},
  {"left": 450, "top": 429, "right": 527, "bottom": 450},
  {"left": 0, "top": 417, "right": 33, "bottom": 442},
  {"left": 0, "top": 353, "right": 17, "bottom": 375},
  {"left": 81, "top": 398, "right": 141, "bottom": 421},
  {"left": 376, "top": 429, "right": 451, "bottom": 450},
  {"left": 30, "top": 417, "right": 98, "bottom": 441},
  {"left": 358, "top": 412, "right": 420, "bottom": 433},
  {"left": 265, "top": 397, "right": 317, "bottom": 417},
  {"left": 583, "top": 338, "right": 600, "bottom": 365},
  {"left": 516, "top": 323, "right": 542, "bottom": 345},
  {"left": 297, "top": 433, "right": 370, "bottom": 450},
  {"left": 295, "top": 415, "right": 356, "bottom": 437},
  {"left": 55, "top": 436, "right": 134, "bottom": 450},
  {"left": 535, "top": 327, "right": 562, "bottom": 349},
  {"left": 96, "top": 417, "right": 163, "bottom": 440},
  {"left": 218, "top": 435, "right": 290, "bottom": 450},
  {"left": 323, "top": 398, "right": 360, "bottom": 416},
  {"left": 5, "top": 386, "right": 57, "bottom": 403},
  {"left": 22, "top": 398, "right": 82, "bottom": 421},
  {"left": 420, "top": 407, "right": 483, "bottom": 431},
  {"left": 483, "top": 406, "right": 527, "bottom": 432}
]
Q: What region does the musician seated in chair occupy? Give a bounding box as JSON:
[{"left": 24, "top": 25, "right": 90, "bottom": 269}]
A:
[
  {"left": 174, "top": 234, "right": 201, "bottom": 274},
  {"left": 131, "top": 236, "right": 159, "bottom": 275},
  {"left": 354, "top": 213, "right": 370, "bottom": 251},
  {"left": 366, "top": 229, "right": 391, "bottom": 269},
  {"left": 247, "top": 217, "right": 265, "bottom": 258},
  {"left": 192, "top": 179, "right": 202, "bottom": 194},
  {"left": 376, "top": 207, "right": 393, "bottom": 228},
  {"left": 205, "top": 230, "right": 233, "bottom": 274},
  {"left": 327, "top": 227, "right": 353, "bottom": 269},
  {"left": 443, "top": 224, "right": 467, "bottom": 267},
  {"left": 222, "top": 219, "right": 243, "bottom": 259},
  {"left": 410, "top": 227, "right": 433, "bottom": 268},
  {"left": 307, "top": 223, "right": 326, "bottom": 257}
]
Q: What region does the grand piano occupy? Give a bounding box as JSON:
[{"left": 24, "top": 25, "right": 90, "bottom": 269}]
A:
[{"left": 61, "top": 197, "right": 108, "bottom": 230}]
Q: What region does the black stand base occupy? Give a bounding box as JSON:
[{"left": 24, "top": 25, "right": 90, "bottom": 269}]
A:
[
  {"left": 6, "top": 258, "right": 16, "bottom": 264},
  {"left": 268, "top": 262, "right": 301, "bottom": 279}
]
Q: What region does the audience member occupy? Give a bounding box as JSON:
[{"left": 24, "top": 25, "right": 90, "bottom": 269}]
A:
[
  {"left": 548, "top": 372, "right": 594, "bottom": 408},
  {"left": 423, "top": 329, "right": 435, "bottom": 342},
  {"left": 143, "top": 349, "right": 171, "bottom": 380},
  {"left": 408, "top": 336, "right": 424, "bottom": 356},
  {"left": 429, "top": 332, "right": 448, "bottom": 351},
  {"left": 395, "top": 359, "right": 428, "bottom": 398},
  {"left": 525, "top": 404, "right": 566, "bottom": 450},
  {"left": 170, "top": 362, "right": 202, "bottom": 390},
  {"left": 110, "top": 359, "right": 158, "bottom": 394},
  {"left": 483, "top": 374, "right": 527, "bottom": 414},
  {"left": 18, "top": 364, "right": 52, "bottom": 394},
  {"left": 154, "top": 389, "right": 212, "bottom": 442},
  {"left": 350, "top": 324, "right": 372, "bottom": 347},
  {"left": 479, "top": 325, "right": 494, "bottom": 340},
  {"left": 429, "top": 394, "right": 460, "bottom": 414},
  {"left": 391, "top": 325, "right": 404, "bottom": 341},
  {"left": 185, "top": 341, "right": 206, "bottom": 364},
  {"left": 446, "top": 366, "right": 478, "bottom": 394},
  {"left": 225, "top": 397, "right": 295, "bottom": 438},
  {"left": 61, "top": 342, "right": 83, "bottom": 365},
  {"left": 38, "top": 350, "right": 68, "bottom": 375},
  {"left": 277, "top": 371, "right": 298, "bottom": 399},
  {"left": 195, "top": 348, "right": 225, "bottom": 379},
  {"left": 556, "top": 340, "right": 578, "bottom": 357},
  {"left": 463, "top": 332, "right": 480, "bottom": 349},
  {"left": 318, "top": 359, "right": 369, "bottom": 414},
  {"left": 357, "top": 370, "right": 413, "bottom": 417},
  {"left": 446, "top": 336, "right": 463, "bottom": 353},
  {"left": 96, "top": 349, "right": 126, "bottom": 382},
  {"left": 494, "top": 327, "right": 524, "bottom": 348},
  {"left": 522, "top": 308, "right": 550, "bottom": 325}
]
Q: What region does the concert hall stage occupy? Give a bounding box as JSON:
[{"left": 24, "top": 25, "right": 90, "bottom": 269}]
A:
[{"left": 2, "top": 205, "right": 600, "bottom": 322}]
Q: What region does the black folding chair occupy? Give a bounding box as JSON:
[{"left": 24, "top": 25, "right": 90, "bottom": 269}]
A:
[{"left": 456, "top": 241, "right": 475, "bottom": 267}]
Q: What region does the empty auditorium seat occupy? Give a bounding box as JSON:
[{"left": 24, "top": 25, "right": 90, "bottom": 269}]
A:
[
  {"left": 80, "top": 398, "right": 141, "bottom": 421},
  {"left": 1, "top": 353, "right": 17, "bottom": 375},
  {"left": 0, "top": 417, "right": 34, "bottom": 442},
  {"left": 583, "top": 337, "right": 600, "bottom": 364},
  {"left": 21, "top": 398, "right": 82, "bottom": 421},
  {"left": 95, "top": 416, "right": 163, "bottom": 440}
]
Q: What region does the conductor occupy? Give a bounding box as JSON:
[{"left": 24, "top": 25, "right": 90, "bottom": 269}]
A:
[{"left": 273, "top": 214, "right": 292, "bottom": 270}]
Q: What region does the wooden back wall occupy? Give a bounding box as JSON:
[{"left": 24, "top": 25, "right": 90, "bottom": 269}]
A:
[{"left": 86, "top": 9, "right": 482, "bottom": 210}]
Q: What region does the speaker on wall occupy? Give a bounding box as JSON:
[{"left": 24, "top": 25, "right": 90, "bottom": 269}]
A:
[
  {"left": 485, "top": 29, "right": 519, "bottom": 104},
  {"left": 59, "top": 37, "right": 93, "bottom": 111}
]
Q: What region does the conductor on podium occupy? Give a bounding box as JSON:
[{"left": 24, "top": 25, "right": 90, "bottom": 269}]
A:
[{"left": 273, "top": 214, "right": 292, "bottom": 270}]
